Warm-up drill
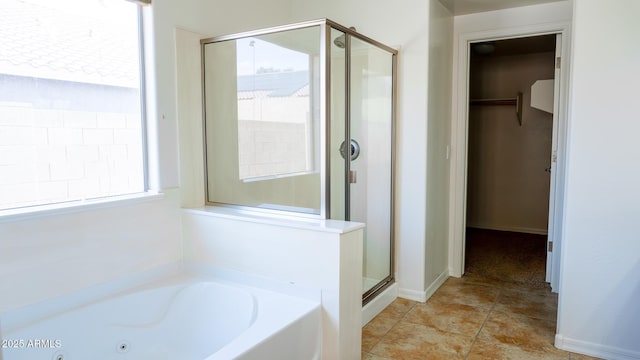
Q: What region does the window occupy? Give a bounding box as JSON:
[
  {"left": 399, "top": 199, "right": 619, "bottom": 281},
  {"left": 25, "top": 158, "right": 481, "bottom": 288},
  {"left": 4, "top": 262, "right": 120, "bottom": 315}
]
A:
[
  {"left": 202, "top": 26, "right": 322, "bottom": 214},
  {"left": 0, "top": 0, "right": 146, "bottom": 211},
  {"left": 235, "top": 37, "right": 316, "bottom": 182}
]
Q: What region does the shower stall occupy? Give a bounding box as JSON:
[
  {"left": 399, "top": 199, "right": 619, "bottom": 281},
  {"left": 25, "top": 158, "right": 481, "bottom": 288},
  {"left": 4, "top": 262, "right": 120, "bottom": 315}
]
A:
[{"left": 201, "top": 19, "right": 396, "bottom": 304}]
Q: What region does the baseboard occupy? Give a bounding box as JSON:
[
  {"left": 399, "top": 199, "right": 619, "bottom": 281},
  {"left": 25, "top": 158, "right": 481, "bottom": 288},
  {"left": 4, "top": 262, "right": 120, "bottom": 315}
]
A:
[
  {"left": 467, "top": 223, "right": 548, "bottom": 235},
  {"left": 362, "top": 283, "right": 398, "bottom": 326},
  {"left": 398, "top": 270, "right": 449, "bottom": 303},
  {"left": 398, "top": 287, "right": 426, "bottom": 302},
  {"left": 424, "top": 269, "right": 450, "bottom": 300},
  {"left": 555, "top": 334, "right": 640, "bottom": 360}
]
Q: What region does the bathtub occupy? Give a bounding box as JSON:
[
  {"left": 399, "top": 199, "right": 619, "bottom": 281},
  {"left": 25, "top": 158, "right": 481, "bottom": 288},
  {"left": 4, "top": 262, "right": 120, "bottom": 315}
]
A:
[{"left": 0, "top": 266, "right": 322, "bottom": 360}]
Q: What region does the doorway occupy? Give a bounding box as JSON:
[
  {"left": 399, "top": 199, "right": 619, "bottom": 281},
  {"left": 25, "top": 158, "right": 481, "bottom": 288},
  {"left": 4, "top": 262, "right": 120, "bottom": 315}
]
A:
[{"left": 464, "top": 35, "right": 556, "bottom": 286}]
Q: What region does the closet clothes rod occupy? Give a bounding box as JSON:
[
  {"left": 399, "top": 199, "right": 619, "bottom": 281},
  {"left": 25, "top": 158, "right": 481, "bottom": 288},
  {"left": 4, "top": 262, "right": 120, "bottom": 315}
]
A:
[{"left": 469, "top": 92, "right": 523, "bottom": 126}]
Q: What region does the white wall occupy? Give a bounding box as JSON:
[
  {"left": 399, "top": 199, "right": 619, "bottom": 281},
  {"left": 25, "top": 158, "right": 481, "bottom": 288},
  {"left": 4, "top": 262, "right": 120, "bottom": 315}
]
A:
[
  {"left": 0, "top": 191, "right": 182, "bottom": 312},
  {"left": 555, "top": 1, "right": 640, "bottom": 359},
  {"left": 452, "top": 1, "right": 572, "bottom": 34},
  {"left": 425, "top": 0, "right": 453, "bottom": 294},
  {"left": 175, "top": 28, "right": 206, "bottom": 208}
]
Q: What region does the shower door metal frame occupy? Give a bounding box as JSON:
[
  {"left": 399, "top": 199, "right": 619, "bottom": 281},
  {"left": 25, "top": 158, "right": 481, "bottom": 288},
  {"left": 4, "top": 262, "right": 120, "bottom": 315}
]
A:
[
  {"left": 200, "top": 19, "right": 398, "bottom": 305},
  {"left": 326, "top": 20, "right": 398, "bottom": 305},
  {"left": 201, "top": 19, "right": 330, "bottom": 219}
]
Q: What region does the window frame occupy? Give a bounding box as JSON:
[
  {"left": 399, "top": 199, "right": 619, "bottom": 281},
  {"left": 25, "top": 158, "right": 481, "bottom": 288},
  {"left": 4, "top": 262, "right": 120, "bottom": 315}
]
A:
[{"left": 0, "top": 2, "right": 152, "bottom": 218}]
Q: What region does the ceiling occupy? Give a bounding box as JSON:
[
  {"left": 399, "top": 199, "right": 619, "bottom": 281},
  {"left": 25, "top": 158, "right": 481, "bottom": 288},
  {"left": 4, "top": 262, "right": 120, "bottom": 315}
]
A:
[{"left": 438, "top": 0, "right": 567, "bottom": 16}]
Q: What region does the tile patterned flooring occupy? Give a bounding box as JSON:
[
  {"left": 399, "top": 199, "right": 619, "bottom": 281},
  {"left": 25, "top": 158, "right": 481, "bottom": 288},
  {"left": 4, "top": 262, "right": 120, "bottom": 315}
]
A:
[{"left": 362, "top": 274, "right": 602, "bottom": 360}]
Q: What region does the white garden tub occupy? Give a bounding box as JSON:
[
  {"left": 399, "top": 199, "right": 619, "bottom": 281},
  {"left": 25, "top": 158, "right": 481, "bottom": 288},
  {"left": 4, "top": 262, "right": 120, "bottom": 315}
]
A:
[{"left": 0, "top": 266, "right": 321, "bottom": 360}]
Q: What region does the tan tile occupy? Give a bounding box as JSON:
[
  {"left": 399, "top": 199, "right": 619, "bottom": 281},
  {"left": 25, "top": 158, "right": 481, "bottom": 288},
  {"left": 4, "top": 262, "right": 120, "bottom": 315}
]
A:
[
  {"left": 364, "top": 273, "right": 563, "bottom": 360},
  {"left": 378, "top": 297, "right": 418, "bottom": 319},
  {"left": 495, "top": 288, "right": 558, "bottom": 321},
  {"left": 363, "top": 314, "right": 399, "bottom": 338},
  {"left": 478, "top": 310, "right": 558, "bottom": 351},
  {"left": 362, "top": 314, "right": 398, "bottom": 352},
  {"left": 362, "top": 330, "right": 382, "bottom": 353},
  {"left": 404, "top": 301, "right": 490, "bottom": 337},
  {"left": 468, "top": 338, "right": 569, "bottom": 360},
  {"left": 371, "top": 321, "right": 474, "bottom": 360},
  {"left": 428, "top": 279, "right": 499, "bottom": 307}
]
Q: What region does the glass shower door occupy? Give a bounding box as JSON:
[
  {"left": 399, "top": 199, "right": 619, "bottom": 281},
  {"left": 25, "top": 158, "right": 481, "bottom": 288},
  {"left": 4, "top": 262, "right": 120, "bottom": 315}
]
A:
[
  {"left": 328, "top": 27, "right": 395, "bottom": 302},
  {"left": 349, "top": 38, "right": 394, "bottom": 298}
]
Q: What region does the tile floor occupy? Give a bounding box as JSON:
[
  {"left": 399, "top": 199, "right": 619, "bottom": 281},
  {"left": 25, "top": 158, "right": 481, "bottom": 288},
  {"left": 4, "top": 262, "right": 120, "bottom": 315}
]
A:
[{"left": 362, "top": 274, "right": 602, "bottom": 359}]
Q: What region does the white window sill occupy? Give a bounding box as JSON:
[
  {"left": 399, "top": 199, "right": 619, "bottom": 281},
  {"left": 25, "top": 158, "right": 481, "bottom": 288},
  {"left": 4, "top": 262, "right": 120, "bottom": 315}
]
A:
[{"left": 0, "top": 192, "right": 165, "bottom": 224}]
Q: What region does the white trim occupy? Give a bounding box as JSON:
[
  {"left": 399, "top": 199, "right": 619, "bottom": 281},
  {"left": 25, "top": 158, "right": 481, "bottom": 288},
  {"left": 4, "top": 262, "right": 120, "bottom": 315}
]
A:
[
  {"left": 398, "top": 287, "right": 427, "bottom": 303},
  {"left": 448, "top": 20, "right": 572, "bottom": 279},
  {"left": 425, "top": 269, "right": 450, "bottom": 299},
  {"left": 362, "top": 282, "right": 398, "bottom": 326},
  {"left": 0, "top": 191, "right": 164, "bottom": 223},
  {"left": 398, "top": 269, "right": 449, "bottom": 303},
  {"left": 182, "top": 206, "right": 365, "bottom": 234},
  {"left": 548, "top": 27, "right": 572, "bottom": 293},
  {"left": 545, "top": 33, "right": 563, "bottom": 284},
  {"left": 555, "top": 334, "right": 640, "bottom": 360}
]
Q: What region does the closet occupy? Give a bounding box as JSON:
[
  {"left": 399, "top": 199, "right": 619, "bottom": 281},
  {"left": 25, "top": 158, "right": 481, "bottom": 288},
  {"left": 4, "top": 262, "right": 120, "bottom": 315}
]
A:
[{"left": 464, "top": 34, "right": 556, "bottom": 284}]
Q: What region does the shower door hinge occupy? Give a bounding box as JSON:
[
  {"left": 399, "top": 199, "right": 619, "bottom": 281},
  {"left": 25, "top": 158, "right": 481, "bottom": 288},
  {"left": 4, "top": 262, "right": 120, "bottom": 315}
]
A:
[
  {"left": 548, "top": 241, "right": 553, "bottom": 252},
  {"left": 556, "top": 57, "right": 561, "bottom": 69}
]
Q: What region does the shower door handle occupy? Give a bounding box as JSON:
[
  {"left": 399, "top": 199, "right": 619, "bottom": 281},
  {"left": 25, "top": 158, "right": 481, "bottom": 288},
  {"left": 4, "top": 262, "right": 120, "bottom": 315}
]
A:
[
  {"left": 339, "top": 139, "right": 361, "bottom": 161},
  {"left": 349, "top": 170, "right": 357, "bottom": 184}
]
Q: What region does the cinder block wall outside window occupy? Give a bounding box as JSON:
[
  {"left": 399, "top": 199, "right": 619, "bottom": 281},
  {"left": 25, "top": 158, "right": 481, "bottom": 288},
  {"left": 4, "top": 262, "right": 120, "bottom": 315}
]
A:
[{"left": 0, "top": 106, "right": 143, "bottom": 209}]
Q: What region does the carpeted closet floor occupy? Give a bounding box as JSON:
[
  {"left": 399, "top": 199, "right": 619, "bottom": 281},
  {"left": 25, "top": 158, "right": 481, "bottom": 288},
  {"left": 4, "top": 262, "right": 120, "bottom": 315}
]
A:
[{"left": 464, "top": 227, "right": 548, "bottom": 288}]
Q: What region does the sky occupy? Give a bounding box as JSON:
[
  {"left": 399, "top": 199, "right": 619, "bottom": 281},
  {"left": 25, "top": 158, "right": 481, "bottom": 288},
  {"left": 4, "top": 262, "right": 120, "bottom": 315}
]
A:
[{"left": 235, "top": 37, "right": 311, "bottom": 76}]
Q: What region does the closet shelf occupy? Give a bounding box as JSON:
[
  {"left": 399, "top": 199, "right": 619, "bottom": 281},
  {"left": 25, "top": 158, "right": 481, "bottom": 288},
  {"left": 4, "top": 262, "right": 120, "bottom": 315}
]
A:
[{"left": 470, "top": 92, "right": 523, "bottom": 126}]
